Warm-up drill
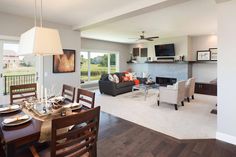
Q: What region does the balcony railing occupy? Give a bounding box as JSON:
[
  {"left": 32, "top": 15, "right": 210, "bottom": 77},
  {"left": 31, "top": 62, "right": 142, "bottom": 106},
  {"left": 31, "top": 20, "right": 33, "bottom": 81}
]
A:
[{"left": 3, "top": 74, "right": 36, "bottom": 95}]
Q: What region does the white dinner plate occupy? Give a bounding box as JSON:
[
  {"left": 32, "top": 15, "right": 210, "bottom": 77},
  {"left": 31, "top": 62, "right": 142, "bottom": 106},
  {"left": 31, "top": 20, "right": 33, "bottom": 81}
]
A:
[
  {"left": 0, "top": 104, "right": 21, "bottom": 114},
  {"left": 2, "top": 115, "right": 32, "bottom": 127}
]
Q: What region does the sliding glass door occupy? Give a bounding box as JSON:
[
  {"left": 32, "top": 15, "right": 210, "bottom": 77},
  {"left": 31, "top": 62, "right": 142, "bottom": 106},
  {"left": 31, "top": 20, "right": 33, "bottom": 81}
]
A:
[{"left": 80, "top": 51, "right": 118, "bottom": 83}]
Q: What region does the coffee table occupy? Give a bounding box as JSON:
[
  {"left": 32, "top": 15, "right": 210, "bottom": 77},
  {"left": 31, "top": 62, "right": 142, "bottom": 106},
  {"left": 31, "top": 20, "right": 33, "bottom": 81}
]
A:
[{"left": 132, "top": 84, "right": 159, "bottom": 100}]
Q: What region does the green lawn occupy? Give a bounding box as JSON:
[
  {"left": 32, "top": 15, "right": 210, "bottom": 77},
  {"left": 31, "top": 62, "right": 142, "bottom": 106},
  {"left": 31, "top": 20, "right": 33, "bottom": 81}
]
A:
[
  {"left": 3, "top": 66, "right": 36, "bottom": 94},
  {"left": 81, "top": 63, "right": 116, "bottom": 81},
  {"left": 3, "top": 67, "right": 35, "bottom": 76},
  {"left": 3, "top": 63, "right": 116, "bottom": 83}
]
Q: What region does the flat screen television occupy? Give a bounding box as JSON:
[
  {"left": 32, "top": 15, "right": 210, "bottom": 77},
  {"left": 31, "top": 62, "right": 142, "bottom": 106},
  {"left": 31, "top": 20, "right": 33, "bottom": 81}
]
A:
[{"left": 155, "top": 44, "right": 175, "bottom": 56}]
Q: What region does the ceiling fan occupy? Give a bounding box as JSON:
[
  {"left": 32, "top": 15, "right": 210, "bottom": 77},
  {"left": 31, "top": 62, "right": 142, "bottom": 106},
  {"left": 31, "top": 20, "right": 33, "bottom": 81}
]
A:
[{"left": 130, "top": 31, "right": 159, "bottom": 41}]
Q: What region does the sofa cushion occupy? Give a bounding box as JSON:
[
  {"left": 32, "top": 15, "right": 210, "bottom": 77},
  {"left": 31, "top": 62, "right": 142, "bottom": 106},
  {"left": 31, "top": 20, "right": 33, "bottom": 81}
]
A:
[{"left": 116, "top": 81, "right": 134, "bottom": 89}]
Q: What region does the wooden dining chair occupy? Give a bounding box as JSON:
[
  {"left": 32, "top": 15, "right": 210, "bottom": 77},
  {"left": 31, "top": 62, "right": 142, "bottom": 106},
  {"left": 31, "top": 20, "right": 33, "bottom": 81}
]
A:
[
  {"left": 10, "top": 83, "right": 37, "bottom": 104},
  {"left": 30, "top": 106, "right": 100, "bottom": 157},
  {"left": 61, "top": 84, "right": 76, "bottom": 103},
  {"left": 77, "top": 88, "right": 95, "bottom": 109}
]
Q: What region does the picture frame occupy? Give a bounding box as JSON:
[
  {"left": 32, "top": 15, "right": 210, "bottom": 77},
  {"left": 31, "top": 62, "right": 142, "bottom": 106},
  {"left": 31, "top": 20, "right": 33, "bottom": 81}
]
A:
[
  {"left": 132, "top": 48, "right": 139, "bottom": 57},
  {"left": 197, "top": 50, "right": 210, "bottom": 61},
  {"left": 53, "top": 49, "right": 76, "bottom": 73},
  {"left": 140, "top": 48, "right": 148, "bottom": 57},
  {"left": 209, "top": 48, "right": 217, "bottom": 61}
]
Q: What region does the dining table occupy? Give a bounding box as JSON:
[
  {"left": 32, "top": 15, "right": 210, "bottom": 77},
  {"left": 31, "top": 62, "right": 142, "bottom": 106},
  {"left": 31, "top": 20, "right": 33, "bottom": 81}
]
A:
[{"left": 0, "top": 98, "right": 86, "bottom": 157}]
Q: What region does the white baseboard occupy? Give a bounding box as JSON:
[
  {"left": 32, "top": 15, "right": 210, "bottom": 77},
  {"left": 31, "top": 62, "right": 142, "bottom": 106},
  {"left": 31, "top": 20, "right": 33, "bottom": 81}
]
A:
[{"left": 216, "top": 132, "right": 236, "bottom": 145}]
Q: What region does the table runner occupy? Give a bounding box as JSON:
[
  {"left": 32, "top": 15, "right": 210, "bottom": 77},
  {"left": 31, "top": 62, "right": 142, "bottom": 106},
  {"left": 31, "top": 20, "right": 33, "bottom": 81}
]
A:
[{"left": 22, "top": 104, "right": 72, "bottom": 143}]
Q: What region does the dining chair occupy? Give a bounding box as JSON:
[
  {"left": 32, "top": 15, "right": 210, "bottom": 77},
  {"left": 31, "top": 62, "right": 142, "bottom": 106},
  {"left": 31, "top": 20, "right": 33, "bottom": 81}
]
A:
[
  {"left": 77, "top": 88, "right": 95, "bottom": 109},
  {"left": 30, "top": 106, "right": 100, "bottom": 157},
  {"left": 10, "top": 83, "right": 37, "bottom": 104},
  {"left": 61, "top": 84, "right": 76, "bottom": 103}
]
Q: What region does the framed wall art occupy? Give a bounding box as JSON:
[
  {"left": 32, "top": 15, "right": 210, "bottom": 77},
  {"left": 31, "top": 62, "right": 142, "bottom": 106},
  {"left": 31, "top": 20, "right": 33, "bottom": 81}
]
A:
[
  {"left": 209, "top": 48, "right": 217, "bottom": 61},
  {"left": 140, "top": 48, "right": 148, "bottom": 57},
  {"left": 53, "top": 49, "right": 76, "bottom": 73},
  {"left": 132, "top": 48, "right": 139, "bottom": 57},
  {"left": 197, "top": 50, "right": 210, "bottom": 61}
]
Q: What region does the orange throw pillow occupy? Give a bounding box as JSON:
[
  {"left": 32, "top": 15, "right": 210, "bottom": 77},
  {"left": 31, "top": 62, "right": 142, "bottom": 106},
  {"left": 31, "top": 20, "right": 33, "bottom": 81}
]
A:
[{"left": 134, "top": 79, "right": 140, "bottom": 85}]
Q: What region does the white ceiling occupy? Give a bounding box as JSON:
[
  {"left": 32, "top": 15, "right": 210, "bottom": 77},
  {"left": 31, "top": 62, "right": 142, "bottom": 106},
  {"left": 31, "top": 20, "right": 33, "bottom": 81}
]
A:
[
  {"left": 0, "top": 0, "right": 218, "bottom": 43},
  {"left": 0, "top": 0, "right": 166, "bottom": 26},
  {"left": 81, "top": 0, "right": 218, "bottom": 43}
]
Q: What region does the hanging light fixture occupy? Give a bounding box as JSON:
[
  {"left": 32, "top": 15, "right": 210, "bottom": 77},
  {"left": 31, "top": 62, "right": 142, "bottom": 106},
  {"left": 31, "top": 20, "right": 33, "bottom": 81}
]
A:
[{"left": 19, "top": 0, "right": 63, "bottom": 56}]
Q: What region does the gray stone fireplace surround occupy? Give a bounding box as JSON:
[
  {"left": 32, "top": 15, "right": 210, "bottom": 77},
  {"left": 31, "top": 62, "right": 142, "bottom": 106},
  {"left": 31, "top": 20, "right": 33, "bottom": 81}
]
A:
[{"left": 128, "top": 63, "right": 192, "bottom": 82}]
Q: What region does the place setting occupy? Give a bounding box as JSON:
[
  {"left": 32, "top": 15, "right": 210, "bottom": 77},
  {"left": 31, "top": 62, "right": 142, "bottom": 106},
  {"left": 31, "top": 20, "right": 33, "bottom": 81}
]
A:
[
  {"left": 2, "top": 113, "right": 32, "bottom": 127},
  {"left": 0, "top": 104, "right": 22, "bottom": 114}
]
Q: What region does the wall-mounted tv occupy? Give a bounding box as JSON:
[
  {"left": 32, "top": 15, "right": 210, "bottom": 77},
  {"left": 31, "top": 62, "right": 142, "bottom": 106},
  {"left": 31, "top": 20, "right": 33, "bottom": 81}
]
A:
[{"left": 155, "top": 44, "right": 175, "bottom": 56}]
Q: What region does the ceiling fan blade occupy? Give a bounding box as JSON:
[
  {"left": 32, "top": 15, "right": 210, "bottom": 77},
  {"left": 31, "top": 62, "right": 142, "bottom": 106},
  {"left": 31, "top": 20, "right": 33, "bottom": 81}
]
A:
[
  {"left": 145, "top": 38, "right": 154, "bottom": 41},
  {"left": 147, "top": 36, "right": 159, "bottom": 39}
]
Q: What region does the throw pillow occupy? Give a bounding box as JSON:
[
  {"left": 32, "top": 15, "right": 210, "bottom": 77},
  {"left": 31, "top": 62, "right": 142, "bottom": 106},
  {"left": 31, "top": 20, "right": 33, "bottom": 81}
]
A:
[
  {"left": 122, "top": 76, "right": 129, "bottom": 82},
  {"left": 113, "top": 74, "right": 119, "bottom": 83},
  {"left": 108, "top": 74, "right": 114, "bottom": 82},
  {"left": 134, "top": 79, "right": 140, "bottom": 85},
  {"left": 128, "top": 72, "right": 133, "bottom": 81}
]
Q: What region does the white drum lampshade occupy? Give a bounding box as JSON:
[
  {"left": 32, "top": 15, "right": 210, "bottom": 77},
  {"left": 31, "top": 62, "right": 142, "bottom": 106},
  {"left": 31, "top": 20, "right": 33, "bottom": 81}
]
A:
[{"left": 19, "top": 27, "right": 63, "bottom": 56}]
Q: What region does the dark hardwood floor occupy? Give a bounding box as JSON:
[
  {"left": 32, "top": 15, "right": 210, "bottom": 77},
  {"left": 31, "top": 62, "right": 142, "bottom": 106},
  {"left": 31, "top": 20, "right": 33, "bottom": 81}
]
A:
[{"left": 1, "top": 112, "right": 236, "bottom": 157}]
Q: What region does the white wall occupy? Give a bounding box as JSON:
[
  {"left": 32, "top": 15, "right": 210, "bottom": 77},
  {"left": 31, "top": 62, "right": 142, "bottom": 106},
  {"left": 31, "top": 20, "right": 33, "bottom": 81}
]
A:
[
  {"left": 191, "top": 35, "right": 218, "bottom": 82},
  {"left": 217, "top": 0, "right": 236, "bottom": 145},
  {"left": 81, "top": 38, "right": 130, "bottom": 72},
  {"left": 0, "top": 12, "right": 81, "bottom": 94},
  {"left": 191, "top": 35, "right": 218, "bottom": 60}
]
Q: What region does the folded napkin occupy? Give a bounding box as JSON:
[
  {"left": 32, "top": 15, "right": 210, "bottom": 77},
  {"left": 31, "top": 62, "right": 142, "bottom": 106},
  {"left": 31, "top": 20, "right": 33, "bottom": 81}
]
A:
[
  {"left": 0, "top": 104, "right": 20, "bottom": 112},
  {"left": 49, "top": 96, "right": 65, "bottom": 102},
  {"left": 3, "top": 115, "right": 30, "bottom": 124},
  {"left": 63, "top": 103, "right": 81, "bottom": 108}
]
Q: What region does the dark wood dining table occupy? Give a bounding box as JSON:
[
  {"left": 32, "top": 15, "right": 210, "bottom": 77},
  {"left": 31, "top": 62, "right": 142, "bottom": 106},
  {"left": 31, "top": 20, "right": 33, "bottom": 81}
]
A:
[
  {"left": 0, "top": 103, "right": 86, "bottom": 157},
  {"left": 0, "top": 110, "right": 41, "bottom": 157}
]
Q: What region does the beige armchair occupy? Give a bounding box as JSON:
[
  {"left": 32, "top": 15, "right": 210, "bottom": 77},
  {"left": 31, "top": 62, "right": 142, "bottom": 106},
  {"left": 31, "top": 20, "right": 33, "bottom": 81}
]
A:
[
  {"left": 185, "top": 78, "right": 195, "bottom": 102},
  {"left": 157, "top": 80, "right": 186, "bottom": 110}
]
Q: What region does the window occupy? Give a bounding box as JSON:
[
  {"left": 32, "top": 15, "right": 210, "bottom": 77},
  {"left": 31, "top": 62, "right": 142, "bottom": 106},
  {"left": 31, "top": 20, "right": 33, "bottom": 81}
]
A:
[
  {"left": 3, "top": 42, "right": 36, "bottom": 75},
  {"left": 0, "top": 41, "right": 36, "bottom": 95},
  {"left": 80, "top": 51, "right": 118, "bottom": 82}
]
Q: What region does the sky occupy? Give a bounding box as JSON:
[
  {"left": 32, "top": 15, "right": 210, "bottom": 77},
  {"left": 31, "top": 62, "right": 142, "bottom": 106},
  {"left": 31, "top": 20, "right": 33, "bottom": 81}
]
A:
[{"left": 3, "top": 43, "right": 19, "bottom": 54}]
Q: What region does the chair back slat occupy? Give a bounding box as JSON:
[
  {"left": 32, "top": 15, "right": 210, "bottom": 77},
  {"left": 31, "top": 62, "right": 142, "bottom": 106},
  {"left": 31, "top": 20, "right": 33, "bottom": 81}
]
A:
[
  {"left": 10, "top": 83, "right": 37, "bottom": 104},
  {"left": 62, "top": 84, "right": 76, "bottom": 103},
  {"left": 77, "top": 88, "right": 95, "bottom": 108},
  {"left": 57, "top": 137, "right": 94, "bottom": 157},
  {"left": 56, "top": 130, "right": 96, "bottom": 150},
  {"left": 51, "top": 106, "right": 100, "bottom": 157},
  {"left": 56, "top": 121, "right": 97, "bottom": 141}
]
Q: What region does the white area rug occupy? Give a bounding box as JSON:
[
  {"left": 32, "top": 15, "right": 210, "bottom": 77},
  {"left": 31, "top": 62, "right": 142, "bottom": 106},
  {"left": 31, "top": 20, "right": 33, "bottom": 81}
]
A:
[{"left": 95, "top": 89, "right": 217, "bottom": 139}]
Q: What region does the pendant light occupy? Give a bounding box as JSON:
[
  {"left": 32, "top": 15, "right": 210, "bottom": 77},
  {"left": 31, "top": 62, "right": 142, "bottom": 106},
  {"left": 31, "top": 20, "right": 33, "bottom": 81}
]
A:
[{"left": 19, "top": 0, "right": 63, "bottom": 56}]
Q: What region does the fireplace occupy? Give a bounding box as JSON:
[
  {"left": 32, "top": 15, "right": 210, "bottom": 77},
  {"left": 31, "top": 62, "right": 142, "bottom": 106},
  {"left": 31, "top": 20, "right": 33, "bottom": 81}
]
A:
[{"left": 156, "top": 77, "right": 177, "bottom": 86}]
